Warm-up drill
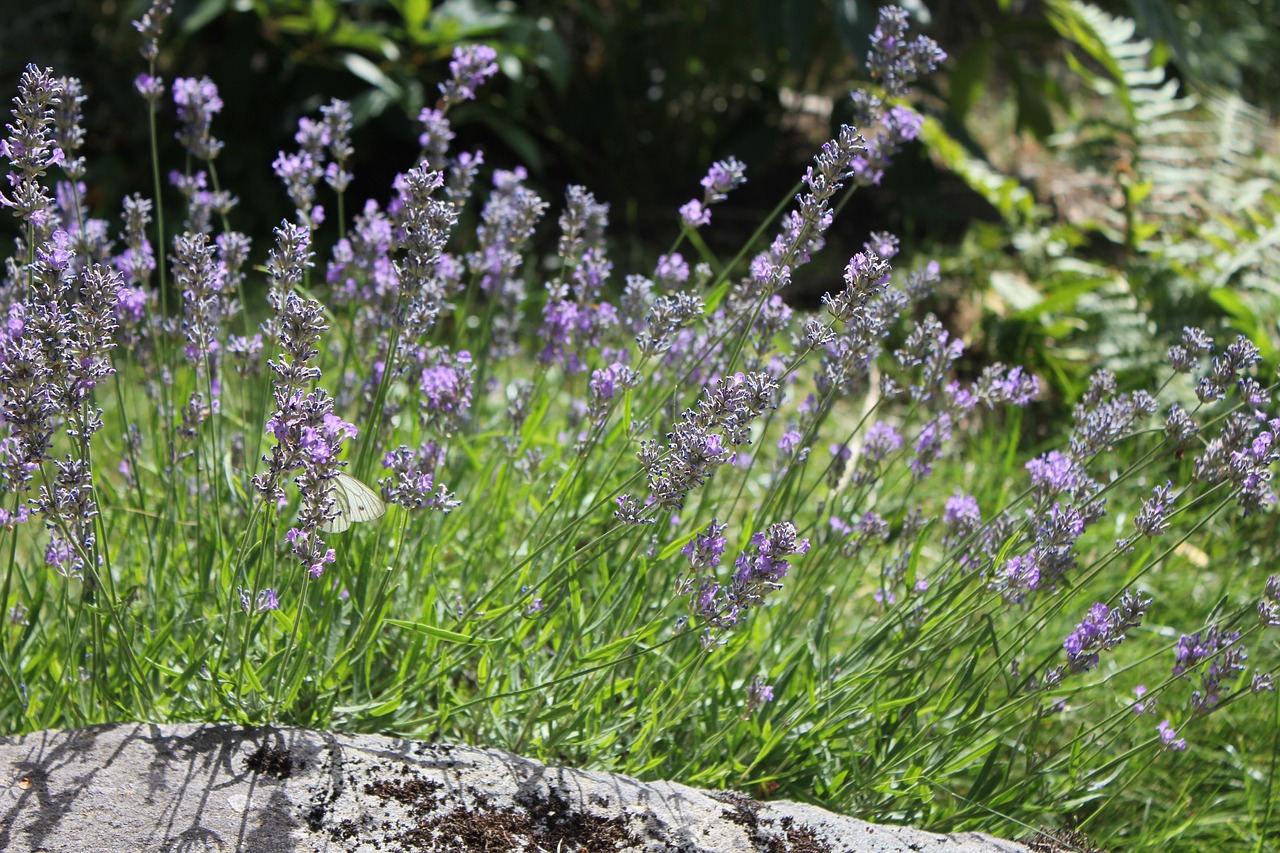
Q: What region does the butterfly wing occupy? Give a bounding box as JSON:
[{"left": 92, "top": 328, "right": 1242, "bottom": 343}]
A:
[
  {"left": 338, "top": 471, "right": 387, "bottom": 524},
  {"left": 319, "top": 472, "right": 386, "bottom": 533},
  {"left": 320, "top": 477, "right": 352, "bottom": 534}
]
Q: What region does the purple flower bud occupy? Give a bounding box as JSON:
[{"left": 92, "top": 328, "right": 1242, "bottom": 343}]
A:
[
  {"left": 680, "top": 199, "right": 711, "bottom": 229},
  {"left": 440, "top": 44, "right": 499, "bottom": 107},
  {"left": 1133, "top": 481, "right": 1175, "bottom": 538},
  {"left": 1157, "top": 719, "right": 1187, "bottom": 751},
  {"left": 683, "top": 519, "right": 728, "bottom": 570},
  {"left": 745, "top": 676, "right": 774, "bottom": 714},
  {"left": 132, "top": 0, "right": 174, "bottom": 61},
  {"left": 699, "top": 156, "right": 747, "bottom": 203},
  {"left": 172, "top": 76, "right": 224, "bottom": 160}
]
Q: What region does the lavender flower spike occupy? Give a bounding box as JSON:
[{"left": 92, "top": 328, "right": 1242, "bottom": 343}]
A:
[
  {"left": 132, "top": 0, "right": 174, "bottom": 62},
  {"left": 683, "top": 519, "right": 729, "bottom": 570},
  {"left": 680, "top": 157, "right": 747, "bottom": 229},
  {"left": 172, "top": 76, "right": 224, "bottom": 161},
  {"left": 439, "top": 45, "right": 500, "bottom": 109},
  {"left": 866, "top": 6, "right": 947, "bottom": 98},
  {"left": 0, "top": 65, "right": 62, "bottom": 233}
]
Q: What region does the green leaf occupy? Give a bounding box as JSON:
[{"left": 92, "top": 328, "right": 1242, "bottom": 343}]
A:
[
  {"left": 309, "top": 0, "right": 338, "bottom": 33},
  {"left": 385, "top": 619, "right": 489, "bottom": 645},
  {"left": 341, "top": 53, "right": 404, "bottom": 98},
  {"left": 336, "top": 695, "right": 402, "bottom": 717},
  {"left": 917, "top": 117, "right": 1036, "bottom": 224},
  {"left": 398, "top": 0, "right": 431, "bottom": 36},
  {"left": 184, "top": 0, "right": 233, "bottom": 34}
]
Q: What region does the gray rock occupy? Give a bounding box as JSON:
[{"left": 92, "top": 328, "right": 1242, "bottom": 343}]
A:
[{"left": 0, "top": 723, "right": 1034, "bottom": 852}]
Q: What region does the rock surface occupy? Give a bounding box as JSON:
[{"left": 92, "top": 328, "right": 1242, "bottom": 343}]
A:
[{"left": 0, "top": 723, "right": 1035, "bottom": 852}]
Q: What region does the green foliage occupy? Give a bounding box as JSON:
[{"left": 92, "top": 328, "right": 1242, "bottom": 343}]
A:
[{"left": 920, "top": 0, "right": 1280, "bottom": 405}]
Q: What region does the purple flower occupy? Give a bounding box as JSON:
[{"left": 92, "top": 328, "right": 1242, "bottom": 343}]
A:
[
  {"left": 1059, "top": 591, "right": 1150, "bottom": 676},
  {"left": 824, "top": 252, "right": 885, "bottom": 325},
  {"left": 700, "top": 156, "right": 747, "bottom": 201},
  {"left": 866, "top": 6, "right": 947, "bottom": 98},
  {"left": 997, "top": 553, "right": 1041, "bottom": 605},
  {"left": 639, "top": 372, "right": 777, "bottom": 509},
  {"left": 320, "top": 99, "right": 353, "bottom": 191},
  {"left": 943, "top": 492, "right": 981, "bottom": 540},
  {"left": 680, "top": 199, "right": 711, "bottom": 229},
  {"left": 285, "top": 527, "right": 336, "bottom": 578},
  {"left": 173, "top": 231, "right": 228, "bottom": 368},
  {"left": 253, "top": 225, "right": 364, "bottom": 575},
  {"left": 884, "top": 104, "right": 923, "bottom": 143},
  {"left": 445, "top": 148, "right": 483, "bottom": 207},
  {"left": 418, "top": 350, "right": 474, "bottom": 435},
  {"left": 1070, "top": 381, "right": 1158, "bottom": 459},
  {"left": 654, "top": 253, "right": 690, "bottom": 288},
  {"left": 863, "top": 421, "right": 903, "bottom": 462},
  {"left": 683, "top": 520, "right": 808, "bottom": 645},
  {"left": 682, "top": 519, "right": 728, "bottom": 570},
  {"left": 1156, "top": 719, "right": 1187, "bottom": 751},
  {"left": 557, "top": 185, "right": 610, "bottom": 279},
  {"left": 381, "top": 443, "right": 459, "bottom": 512},
  {"left": 746, "top": 126, "right": 865, "bottom": 294},
  {"left": 132, "top": 0, "right": 174, "bottom": 62},
  {"left": 168, "top": 169, "right": 237, "bottom": 234},
  {"left": 1173, "top": 626, "right": 1248, "bottom": 712},
  {"left": 440, "top": 44, "right": 500, "bottom": 108},
  {"left": 1026, "top": 450, "right": 1091, "bottom": 507},
  {"left": 417, "top": 107, "right": 454, "bottom": 165},
  {"left": 172, "top": 76, "right": 224, "bottom": 160},
  {"left": 854, "top": 512, "right": 890, "bottom": 545},
  {"left": 1132, "top": 481, "right": 1175, "bottom": 539},
  {"left": 974, "top": 364, "right": 1040, "bottom": 408},
  {"left": 745, "top": 676, "right": 774, "bottom": 714},
  {"left": 732, "top": 523, "right": 810, "bottom": 591},
  {"left": 273, "top": 137, "right": 326, "bottom": 229},
  {"left": 776, "top": 429, "right": 804, "bottom": 459},
  {"left": 635, "top": 292, "right": 704, "bottom": 357},
  {"left": 465, "top": 168, "right": 547, "bottom": 353},
  {"left": 36, "top": 456, "right": 100, "bottom": 579},
  {"left": 1165, "top": 404, "right": 1198, "bottom": 445},
  {"left": 114, "top": 193, "right": 156, "bottom": 288},
  {"left": 0, "top": 65, "right": 62, "bottom": 233},
  {"left": 1195, "top": 376, "right": 1225, "bottom": 404},
  {"left": 1259, "top": 575, "right": 1280, "bottom": 626},
  {"left": 239, "top": 587, "right": 280, "bottom": 613},
  {"left": 1028, "top": 501, "right": 1092, "bottom": 591},
  {"left": 614, "top": 493, "right": 653, "bottom": 526},
  {"left": 391, "top": 163, "right": 459, "bottom": 338},
  {"left": 134, "top": 73, "right": 165, "bottom": 102},
  {"left": 539, "top": 298, "right": 617, "bottom": 373},
  {"left": 1193, "top": 412, "right": 1279, "bottom": 515},
  {"left": 1, "top": 234, "right": 121, "bottom": 487},
  {"left": 52, "top": 76, "right": 86, "bottom": 181},
  {"left": 910, "top": 412, "right": 952, "bottom": 479},
  {"left": 819, "top": 254, "right": 904, "bottom": 395},
  {"left": 1209, "top": 336, "right": 1261, "bottom": 391},
  {"left": 585, "top": 361, "right": 638, "bottom": 437},
  {"left": 1166, "top": 344, "right": 1198, "bottom": 374}
]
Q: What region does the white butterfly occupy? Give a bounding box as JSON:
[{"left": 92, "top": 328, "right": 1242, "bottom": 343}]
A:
[{"left": 320, "top": 471, "right": 387, "bottom": 533}]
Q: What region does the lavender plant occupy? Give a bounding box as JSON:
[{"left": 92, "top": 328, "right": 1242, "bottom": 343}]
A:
[{"left": 0, "top": 5, "right": 1275, "bottom": 848}]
